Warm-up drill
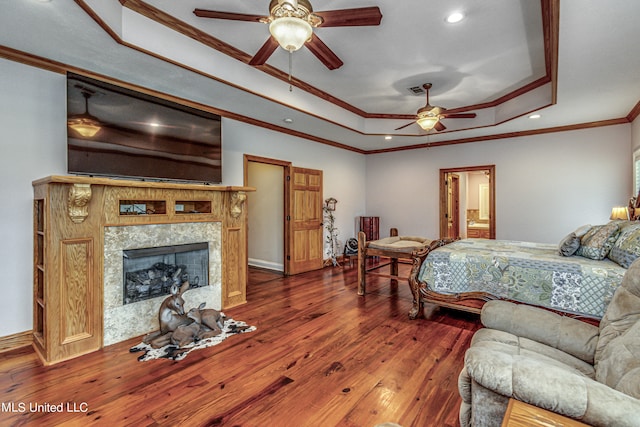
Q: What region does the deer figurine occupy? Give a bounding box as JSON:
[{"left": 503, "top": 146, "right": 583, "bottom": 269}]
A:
[
  {"left": 187, "top": 302, "right": 225, "bottom": 340},
  {"left": 170, "top": 322, "right": 201, "bottom": 347},
  {"left": 143, "top": 281, "right": 193, "bottom": 348}
]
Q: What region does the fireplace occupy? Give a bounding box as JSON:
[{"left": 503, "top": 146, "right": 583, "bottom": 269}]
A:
[
  {"left": 32, "top": 176, "right": 251, "bottom": 364},
  {"left": 103, "top": 222, "right": 222, "bottom": 346},
  {"left": 123, "top": 242, "right": 209, "bottom": 304}
]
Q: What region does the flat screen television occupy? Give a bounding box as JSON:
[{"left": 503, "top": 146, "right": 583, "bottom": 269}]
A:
[{"left": 67, "top": 72, "right": 222, "bottom": 184}]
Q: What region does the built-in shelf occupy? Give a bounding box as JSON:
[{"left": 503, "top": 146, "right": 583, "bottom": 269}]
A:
[
  {"left": 33, "top": 199, "right": 45, "bottom": 350},
  {"left": 175, "top": 200, "right": 212, "bottom": 214},
  {"left": 118, "top": 200, "right": 214, "bottom": 215},
  {"left": 119, "top": 200, "right": 167, "bottom": 215}
]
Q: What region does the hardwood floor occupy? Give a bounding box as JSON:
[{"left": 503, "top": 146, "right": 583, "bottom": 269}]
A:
[{"left": 0, "top": 263, "right": 481, "bottom": 427}]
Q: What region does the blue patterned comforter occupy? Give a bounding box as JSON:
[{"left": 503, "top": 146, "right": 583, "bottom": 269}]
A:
[{"left": 417, "top": 239, "right": 626, "bottom": 319}]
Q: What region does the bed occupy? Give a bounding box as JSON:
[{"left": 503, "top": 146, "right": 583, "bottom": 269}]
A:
[
  {"left": 408, "top": 220, "right": 640, "bottom": 320},
  {"left": 357, "top": 228, "right": 431, "bottom": 297}
]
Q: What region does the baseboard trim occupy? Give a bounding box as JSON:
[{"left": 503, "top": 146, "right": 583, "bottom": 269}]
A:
[
  {"left": 248, "top": 258, "right": 284, "bottom": 272},
  {"left": 0, "top": 330, "right": 33, "bottom": 353}
]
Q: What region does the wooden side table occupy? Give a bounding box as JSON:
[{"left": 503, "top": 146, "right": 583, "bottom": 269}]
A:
[{"left": 501, "top": 399, "right": 590, "bottom": 426}]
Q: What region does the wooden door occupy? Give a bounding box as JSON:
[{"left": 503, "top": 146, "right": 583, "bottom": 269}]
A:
[{"left": 286, "top": 167, "right": 323, "bottom": 275}]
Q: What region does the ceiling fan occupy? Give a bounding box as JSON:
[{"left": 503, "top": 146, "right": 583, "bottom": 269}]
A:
[
  {"left": 193, "top": 0, "right": 383, "bottom": 70},
  {"left": 395, "top": 84, "right": 477, "bottom": 132}
]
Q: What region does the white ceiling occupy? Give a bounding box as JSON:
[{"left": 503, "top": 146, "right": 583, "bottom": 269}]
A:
[{"left": 2, "top": 0, "right": 640, "bottom": 152}]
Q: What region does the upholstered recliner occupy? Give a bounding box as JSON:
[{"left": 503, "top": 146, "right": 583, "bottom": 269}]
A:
[{"left": 458, "top": 257, "right": 640, "bottom": 426}]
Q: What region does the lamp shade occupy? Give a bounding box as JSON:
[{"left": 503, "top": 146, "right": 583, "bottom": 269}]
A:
[
  {"left": 416, "top": 115, "right": 439, "bottom": 131},
  {"left": 610, "top": 206, "right": 629, "bottom": 220},
  {"left": 269, "top": 16, "right": 312, "bottom": 52}
]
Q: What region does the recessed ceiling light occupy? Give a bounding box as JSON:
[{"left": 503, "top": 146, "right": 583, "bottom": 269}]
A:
[
  {"left": 385, "top": 136, "right": 392, "bottom": 140},
  {"left": 446, "top": 12, "right": 464, "bottom": 24},
  {"left": 529, "top": 114, "right": 541, "bottom": 119},
  {"left": 283, "top": 118, "right": 293, "bottom": 124}
]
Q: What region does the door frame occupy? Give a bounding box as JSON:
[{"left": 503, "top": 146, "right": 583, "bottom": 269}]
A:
[
  {"left": 244, "top": 154, "right": 291, "bottom": 274},
  {"left": 439, "top": 165, "right": 496, "bottom": 239},
  {"left": 449, "top": 173, "right": 460, "bottom": 239}
]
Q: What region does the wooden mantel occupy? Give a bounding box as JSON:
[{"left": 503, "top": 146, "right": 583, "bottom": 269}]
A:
[
  {"left": 33, "top": 175, "right": 254, "bottom": 365},
  {"left": 32, "top": 175, "right": 251, "bottom": 192}
]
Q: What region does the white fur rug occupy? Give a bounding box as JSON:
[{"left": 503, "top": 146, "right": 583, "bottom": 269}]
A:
[{"left": 130, "top": 318, "right": 256, "bottom": 361}]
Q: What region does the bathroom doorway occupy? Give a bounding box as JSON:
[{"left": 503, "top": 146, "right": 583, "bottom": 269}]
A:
[{"left": 439, "top": 165, "right": 495, "bottom": 239}]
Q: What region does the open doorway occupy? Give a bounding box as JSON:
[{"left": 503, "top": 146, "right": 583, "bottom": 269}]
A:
[
  {"left": 440, "top": 165, "right": 495, "bottom": 239},
  {"left": 245, "top": 155, "right": 289, "bottom": 273},
  {"left": 244, "top": 155, "right": 324, "bottom": 276}
]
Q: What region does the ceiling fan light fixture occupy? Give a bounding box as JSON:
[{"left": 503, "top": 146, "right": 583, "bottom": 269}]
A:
[
  {"left": 416, "top": 115, "right": 439, "bottom": 131},
  {"left": 269, "top": 16, "right": 313, "bottom": 52},
  {"left": 446, "top": 12, "right": 464, "bottom": 23}
]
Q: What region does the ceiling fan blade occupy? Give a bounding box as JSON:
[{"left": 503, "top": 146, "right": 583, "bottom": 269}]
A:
[
  {"left": 435, "top": 121, "right": 447, "bottom": 132},
  {"left": 315, "top": 7, "right": 383, "bottom": 27},
  {"left": 306, "top": 34, "right": 344, "bottom": 70},
  {"left": 193, "top": 9, "right": 266, "bottom": 22},
  {"left": 395, "top": 121, "right": 416, "bottom": 131},
  {"left": 440, "top": 113, "right": 477, "bottom": 119},
  {"left": 249, "top": 37, "right": 279, "bottom": 66}
]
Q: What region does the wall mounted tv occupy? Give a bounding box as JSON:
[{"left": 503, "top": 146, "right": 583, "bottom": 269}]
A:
[{"left": 67, "top": 72, "right": 222, "bottom": 184}]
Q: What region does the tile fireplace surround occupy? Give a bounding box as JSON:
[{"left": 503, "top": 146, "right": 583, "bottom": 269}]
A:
[
  {"left": 32, "top": 175, "right": 253, "bottom": 365},
  {"left": 103, "top": 222, "right": 221, "bottom": 346}
]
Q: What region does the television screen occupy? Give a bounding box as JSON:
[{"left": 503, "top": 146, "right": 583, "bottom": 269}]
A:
[{"left": 67, "top": 73, "right": 222, "bottom": 184}]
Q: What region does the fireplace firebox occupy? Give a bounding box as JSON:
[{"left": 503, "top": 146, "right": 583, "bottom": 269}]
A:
[{"left": 123, "top": 242, "right": 208, "bottom": 304}]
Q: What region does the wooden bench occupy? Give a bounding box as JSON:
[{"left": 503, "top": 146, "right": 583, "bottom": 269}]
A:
[{"left": 357, "top": 227, "right": 431, "bottom": 298}]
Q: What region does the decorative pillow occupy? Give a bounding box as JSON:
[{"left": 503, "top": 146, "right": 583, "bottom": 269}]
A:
[
  {"left": 576, "top": 222, "right": 620, "bottom": 260},
  {"left": 558, "top": 232, "right": 580, "bottom": 256},
  {"left": 573, "top": 224, "right": 592, "bottom": 238},
  {"left": 608, "top": 223, "right": 640, "bottom": 268}
]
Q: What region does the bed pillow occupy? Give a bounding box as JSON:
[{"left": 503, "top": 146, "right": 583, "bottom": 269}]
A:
[
  {"left": 608, "top": 223, "right": 640, "bottom": 268},
  {"left": 558, "top": 232, "right": 580, "bottom": 256},
  {"left": 557, "top": 224, "right": 591, "bottom": 257},
  {"left": 573, "top": 224, "right": 592, "bottom": 238},
  {"left": 576, "top": 222, "right": 620, "bottom": 260}
]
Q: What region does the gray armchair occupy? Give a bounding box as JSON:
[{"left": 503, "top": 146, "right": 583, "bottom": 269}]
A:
[{"left": 458, "top": 257, "right": 640, "bottom": 426}]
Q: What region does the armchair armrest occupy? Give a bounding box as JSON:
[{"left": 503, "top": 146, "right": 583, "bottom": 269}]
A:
[
  {"left": 481, "top": 300, "right": 599, "bottom": 364},
  {"left": 465, "top": 347, "right": 640, "bottom": 427}
]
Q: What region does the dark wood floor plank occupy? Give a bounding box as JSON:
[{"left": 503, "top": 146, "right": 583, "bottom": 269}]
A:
[{"left": 0, "top": 263, "right": 481, "bottom": 426}]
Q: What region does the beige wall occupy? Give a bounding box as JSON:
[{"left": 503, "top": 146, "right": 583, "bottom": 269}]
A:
[{"left": 467, "top": 172, "right": 489, "bottom": 210}]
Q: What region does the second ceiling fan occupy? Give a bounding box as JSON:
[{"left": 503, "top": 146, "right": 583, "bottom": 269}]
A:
[
  {"left": 396, "top": 84, "right": 477, "bottom": 132},
  {"left": 194, "top": 0, "right": 383, "bottom": 70}
]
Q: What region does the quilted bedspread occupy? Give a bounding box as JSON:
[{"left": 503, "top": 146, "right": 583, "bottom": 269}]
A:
[{"left": 418, "top": 239, "right": 627, "bottom": 319}]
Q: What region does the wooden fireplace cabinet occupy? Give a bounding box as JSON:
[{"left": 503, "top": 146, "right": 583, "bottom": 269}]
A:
[{"left": 33, "top": 176, "right": 253, "bottom": 365}]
